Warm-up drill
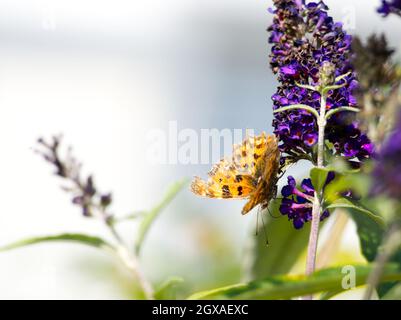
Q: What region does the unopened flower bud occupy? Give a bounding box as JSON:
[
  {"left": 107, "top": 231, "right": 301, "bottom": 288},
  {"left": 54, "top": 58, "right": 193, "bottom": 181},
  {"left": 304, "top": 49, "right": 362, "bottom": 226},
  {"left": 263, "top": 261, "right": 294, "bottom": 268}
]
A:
[{"left": 319, "top": 61, "right": 336, "bottom": 87}]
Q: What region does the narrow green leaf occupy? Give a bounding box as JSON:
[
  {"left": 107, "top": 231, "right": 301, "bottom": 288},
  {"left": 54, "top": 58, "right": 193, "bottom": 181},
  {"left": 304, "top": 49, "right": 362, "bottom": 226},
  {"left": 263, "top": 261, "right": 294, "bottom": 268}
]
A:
[
  {"left": 188, "top": 264, "right": 401, "bottom": 300},
  {"left": 319, "top": 290, "right": 342, "bottom": 300},
  {"left": 318, "top": 163, "right": 401, "bottom": 298},
  {"left": 381, "top": 282, "right": 401, "bottom": 300},
  {"left": 347, "top": 206, "right": 401, "bottom": 297},
  {"left": 111, "top": 211, "right": 147, "bottom": 224},
  {"left": 324, "top": 172, "right": 371, "bottom": 202},
  {"left": 135, "top": 178, "right": 189, "bottom": 255},
  {"left": 0, "top": 233, "right": 115, "bottom": 253},
  {"left": 326, "top": 198, "right": 385, "bottom": 228},
  {"left": 154, "top": 277, "right": 184, "bottom": 300},
  {"left": 188, "top": 284, "right": 245, "bottom": 300}
]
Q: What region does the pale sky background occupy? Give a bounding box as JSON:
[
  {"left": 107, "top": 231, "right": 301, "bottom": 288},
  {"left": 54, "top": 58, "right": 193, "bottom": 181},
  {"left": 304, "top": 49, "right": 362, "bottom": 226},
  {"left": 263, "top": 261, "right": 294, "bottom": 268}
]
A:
[{"left": 0, "top": 0, "right": 400, "bottom": 299}]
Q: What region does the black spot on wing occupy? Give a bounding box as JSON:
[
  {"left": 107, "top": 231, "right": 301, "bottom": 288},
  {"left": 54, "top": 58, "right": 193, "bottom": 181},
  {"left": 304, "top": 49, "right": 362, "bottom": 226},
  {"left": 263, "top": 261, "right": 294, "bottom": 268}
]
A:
[{"left": 222, "top": 185, "right": 231, "bottom": 198}]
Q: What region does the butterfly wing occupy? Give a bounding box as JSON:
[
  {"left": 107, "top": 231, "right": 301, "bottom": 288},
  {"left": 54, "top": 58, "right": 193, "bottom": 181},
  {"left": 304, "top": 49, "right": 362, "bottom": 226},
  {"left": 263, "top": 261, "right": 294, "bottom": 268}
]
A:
[
  {"left": 191, "top": 132, "right": 280, "bottom": 211},
  {"left": 191, "top": 158, "right": 256, "bottom": 199},
  {"left": 232, "top": 132, "right": 269, "bottom": 177},
  {"left": 241, "top": 135, "right": 280, "bottom": 214}
]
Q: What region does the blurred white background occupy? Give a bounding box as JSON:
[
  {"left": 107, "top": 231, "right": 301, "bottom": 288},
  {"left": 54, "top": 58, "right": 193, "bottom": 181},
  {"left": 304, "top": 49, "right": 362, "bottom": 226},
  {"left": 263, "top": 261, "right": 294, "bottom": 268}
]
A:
[{"left": 0, "top": 0, "right": 400, "bottom": 299}]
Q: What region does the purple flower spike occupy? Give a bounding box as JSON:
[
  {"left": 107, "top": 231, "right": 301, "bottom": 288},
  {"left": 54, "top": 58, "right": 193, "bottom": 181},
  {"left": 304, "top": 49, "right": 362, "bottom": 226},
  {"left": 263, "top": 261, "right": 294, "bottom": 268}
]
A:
[
  {"left": 268, "top": 0, "right": 373, "bottom": 165},
  {"left": 280, "top": 175, "right": 331, "bottom": 229}
]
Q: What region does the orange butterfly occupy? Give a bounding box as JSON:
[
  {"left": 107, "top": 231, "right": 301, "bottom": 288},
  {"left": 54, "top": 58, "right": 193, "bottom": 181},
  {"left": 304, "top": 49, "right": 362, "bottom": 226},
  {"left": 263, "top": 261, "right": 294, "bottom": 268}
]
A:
[{"left": 191, "top": 133, "right": 280, "bottom": 214}]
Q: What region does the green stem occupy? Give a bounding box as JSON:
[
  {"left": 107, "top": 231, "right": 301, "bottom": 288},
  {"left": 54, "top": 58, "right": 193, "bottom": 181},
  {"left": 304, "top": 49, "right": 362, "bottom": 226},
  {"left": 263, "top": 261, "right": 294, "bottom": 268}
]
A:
[
  {"left": 115, "top": 245, "right": 155, "bottom": 300},
  {"left": 111, "top": 211, "right": 147, "bottom": 224},
  {"left": 295, "top": 81, "right": 318, "bottom": 92},
  {"left": 334, "top": 72, "right": 351, "bottom": 83},
  {"left": 274, "top": 104, "right": 320, "bottom": 120},
  {"left": 135, "top": 178, "right": 188, "bottom": 255},
  {"left": 105, "top": 218, "right": 154, "bottom": 300},
  {"left": 304, "top": 91, "right": 327, "bottom": 300},
  {"left": 316, "top": 93, "right": 327, "bottom": 168},
  {"left": 275, "top": 72, "right": 352, "bottom": 300},
  {"left": 325, "top": 106, "right": 360, "bottom": 120},
  {"left": 322, "top": 82, "right": 348, "bottom": 95}
]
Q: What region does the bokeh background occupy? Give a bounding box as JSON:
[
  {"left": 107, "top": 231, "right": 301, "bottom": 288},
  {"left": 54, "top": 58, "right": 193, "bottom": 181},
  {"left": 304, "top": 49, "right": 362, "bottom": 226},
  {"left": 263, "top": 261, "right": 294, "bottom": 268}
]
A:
[{"left": 0, "top": 0, "right": 400, "bottom": 299}]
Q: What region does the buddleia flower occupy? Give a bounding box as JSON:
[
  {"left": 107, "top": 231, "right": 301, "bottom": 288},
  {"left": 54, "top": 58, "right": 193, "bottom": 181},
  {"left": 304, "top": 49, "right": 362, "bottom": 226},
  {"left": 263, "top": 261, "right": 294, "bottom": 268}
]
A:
[
  {"left": 268, "top": 0, "right": 374, "bottom": 229},
  {"left": 280, "top": 175, "right": 333, "bottom": 229},
  {"left": 378, "top": 0, "right": 401, "bottom": 17},
  {"left": 269, "top": 0, "right": 373, "bottom": 165}
]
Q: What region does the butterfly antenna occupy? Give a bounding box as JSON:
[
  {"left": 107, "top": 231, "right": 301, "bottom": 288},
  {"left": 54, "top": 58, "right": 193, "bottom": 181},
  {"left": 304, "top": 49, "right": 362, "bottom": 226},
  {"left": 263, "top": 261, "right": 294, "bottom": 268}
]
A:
[{"left": 260, "top": 211, "right": 269, "bottom": 246}]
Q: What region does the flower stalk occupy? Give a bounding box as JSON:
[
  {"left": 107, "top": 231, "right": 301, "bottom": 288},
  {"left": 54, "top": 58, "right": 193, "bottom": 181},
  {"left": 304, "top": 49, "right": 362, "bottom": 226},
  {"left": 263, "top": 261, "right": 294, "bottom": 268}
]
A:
[
  {"left": 115, "top": 243, "right": 155, "bottom": 300},
  {"left": 276, "top": 75, "right": 361, "bottom": 299},
  {"left": 106, "top": 212, "right": 155, "bottom": 299},
  {"left": 317, "top": 92, "right": 327, "bottom": 168},
  {"left": 36, "top": 136, "right": 155, "bottom": 300},
  {"left": 269, "top": 1, "right": 374, "bottom": 299},
  {"left": 303, "top": 90, "right": 327, "bottom": 300}
]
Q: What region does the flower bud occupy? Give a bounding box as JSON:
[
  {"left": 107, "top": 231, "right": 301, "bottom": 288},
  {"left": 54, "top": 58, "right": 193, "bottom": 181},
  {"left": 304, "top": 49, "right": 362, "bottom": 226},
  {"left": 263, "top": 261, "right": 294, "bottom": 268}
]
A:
[{"left": 318, "top": 61, "right": 336, "bottom": 87}]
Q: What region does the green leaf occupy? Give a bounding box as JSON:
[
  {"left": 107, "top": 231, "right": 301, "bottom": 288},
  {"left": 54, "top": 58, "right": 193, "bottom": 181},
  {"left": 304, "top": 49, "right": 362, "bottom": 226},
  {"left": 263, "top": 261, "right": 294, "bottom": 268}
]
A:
[
  {"left": 111, "top": 211, "right": 147, "bottom": 224},
  {"left": 245, "top": 200, "right": 310, "bottom": 280},
  {"left": 343, "top": 207, "right": 401, "bottom": 297},
  {"left": 0, "top": 233, "right": 115, "bottom": 253},
  {"left": 326, "top": 198, "right": 385, "bottom": 228},
  {"left": 135, "top": 178, "right": 189, "bottom": 255},
  {"left": 319, "top": 290, "right": 342, "bottom": 300},
  {"left": 188, "top": 264, "right": 401, "bottom": 300},
  {"left": 381, "top": 282, "right": 401, "bottom": 300},
  {"left": 319, "top": 164, "right": 401, "bottom": 298},
  {"left": 327, "top": 195, "right": 391, "bottom": 296},
  {"left": 154, "top": 277, "right": 184, "bottom": 300},
  {"left": 310, "top": 167, "right": 330, "bottom": 194},
  {"left": 324, "top": 172, "right": 371, "bottom": 202}
]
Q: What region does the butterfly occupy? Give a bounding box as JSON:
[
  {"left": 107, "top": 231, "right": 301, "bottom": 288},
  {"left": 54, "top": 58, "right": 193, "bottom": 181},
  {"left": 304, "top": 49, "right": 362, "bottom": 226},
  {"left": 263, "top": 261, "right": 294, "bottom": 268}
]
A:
[{"left": 191, "top": 132, "right": 280, "bottom": 215}]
